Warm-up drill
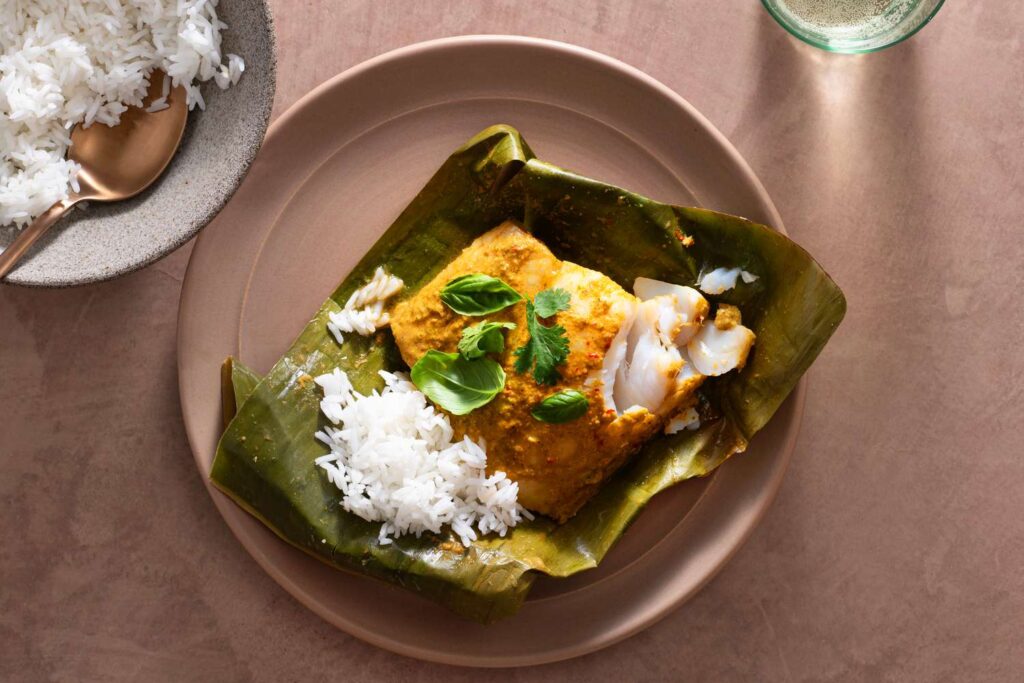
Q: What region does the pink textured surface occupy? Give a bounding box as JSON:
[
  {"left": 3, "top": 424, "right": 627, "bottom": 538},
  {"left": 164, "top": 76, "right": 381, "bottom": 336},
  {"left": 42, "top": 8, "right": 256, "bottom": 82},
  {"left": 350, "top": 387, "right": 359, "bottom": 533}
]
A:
[{"left": 1, "top": 1, "right": 1021, "bottom": 680}]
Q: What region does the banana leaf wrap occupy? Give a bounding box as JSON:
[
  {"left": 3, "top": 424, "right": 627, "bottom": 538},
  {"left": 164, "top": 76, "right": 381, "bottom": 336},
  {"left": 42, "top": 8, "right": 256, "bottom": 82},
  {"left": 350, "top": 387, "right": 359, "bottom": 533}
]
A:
[{"left": 211, "top": 125, "right": 846, "bottom": 622}]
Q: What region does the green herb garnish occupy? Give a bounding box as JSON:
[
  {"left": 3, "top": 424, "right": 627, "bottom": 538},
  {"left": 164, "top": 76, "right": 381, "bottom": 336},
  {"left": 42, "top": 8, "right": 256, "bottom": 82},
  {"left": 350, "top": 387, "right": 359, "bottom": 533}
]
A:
[
  {"left": 410, "top": 350, "right": 506, "bottom": 415},
  {"left": 457, "top": 321, "right": 516, "bottom": 360},
  {"left": 513, "top": 288, "right": 571, "bottom": 385},
  {"left": 440, "top": 273, "right": 522, "bottom": 316},
  {"left": 531, "top": 389, "right": 589, "bottom": 423},
  {"left": 533, "top": 288, "right": 570, "bottom": 318}
]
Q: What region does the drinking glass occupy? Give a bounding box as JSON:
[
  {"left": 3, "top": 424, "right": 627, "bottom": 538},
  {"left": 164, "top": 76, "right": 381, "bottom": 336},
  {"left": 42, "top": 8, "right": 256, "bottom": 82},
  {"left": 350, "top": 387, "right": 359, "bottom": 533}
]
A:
[{"left": 761, "top": 0, "right": 945, "bottom": 53}]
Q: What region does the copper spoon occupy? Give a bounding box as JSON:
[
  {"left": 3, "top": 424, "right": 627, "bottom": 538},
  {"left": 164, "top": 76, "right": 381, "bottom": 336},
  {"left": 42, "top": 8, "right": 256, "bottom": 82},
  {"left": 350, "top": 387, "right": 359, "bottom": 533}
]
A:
[{"left": 0, "top": 72, "right": 188, "bottom": 280}]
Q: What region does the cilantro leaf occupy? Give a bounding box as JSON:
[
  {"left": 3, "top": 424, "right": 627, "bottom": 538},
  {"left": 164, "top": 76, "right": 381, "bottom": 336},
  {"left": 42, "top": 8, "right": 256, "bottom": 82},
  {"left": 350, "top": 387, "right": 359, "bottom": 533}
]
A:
[
  {"left": 457, "top": 321, "right": 516, "bottom": 360},
  {"left": 533, "top": 288, "right": 570, "bottom": 318},
  {"left": 513, "top": 290, "right": 571, "bottom": 385}
]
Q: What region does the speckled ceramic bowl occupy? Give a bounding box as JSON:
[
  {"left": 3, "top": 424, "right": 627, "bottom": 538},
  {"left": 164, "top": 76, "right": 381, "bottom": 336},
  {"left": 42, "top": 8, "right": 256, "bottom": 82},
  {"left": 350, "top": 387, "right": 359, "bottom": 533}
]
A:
[{"left": 0, "top": 0, "right": 276, "bottom": 287}]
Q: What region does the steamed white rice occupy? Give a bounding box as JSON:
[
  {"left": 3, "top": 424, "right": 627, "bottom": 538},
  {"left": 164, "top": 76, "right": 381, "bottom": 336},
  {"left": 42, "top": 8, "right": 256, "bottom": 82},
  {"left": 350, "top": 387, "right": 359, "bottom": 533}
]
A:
[
  {"left": 0, "top": 0, "right": 245, "bottom": 228},
  {"left": 313, "top": 368, "right": 531, "bottom": 547},
  {"left": 327, "top": 267, "right": 405, "bottom": 344}
]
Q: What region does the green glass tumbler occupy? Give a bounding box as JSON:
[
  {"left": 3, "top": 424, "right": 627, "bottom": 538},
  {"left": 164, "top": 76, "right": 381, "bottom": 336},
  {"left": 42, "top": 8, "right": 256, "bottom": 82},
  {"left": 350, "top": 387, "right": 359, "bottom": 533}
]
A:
[{"left": 761, "top": 0, "right": 945, "bottom": 53}]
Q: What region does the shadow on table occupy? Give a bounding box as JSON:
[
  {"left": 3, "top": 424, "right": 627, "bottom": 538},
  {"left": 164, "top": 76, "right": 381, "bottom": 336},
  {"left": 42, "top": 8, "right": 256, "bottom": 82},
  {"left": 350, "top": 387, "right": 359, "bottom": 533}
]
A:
[
  {"left": 734, "top": 10, "right": 931, "bottom": 234},
  {"left": 735, "top": 10, "right": 938, "bottom": 380}
]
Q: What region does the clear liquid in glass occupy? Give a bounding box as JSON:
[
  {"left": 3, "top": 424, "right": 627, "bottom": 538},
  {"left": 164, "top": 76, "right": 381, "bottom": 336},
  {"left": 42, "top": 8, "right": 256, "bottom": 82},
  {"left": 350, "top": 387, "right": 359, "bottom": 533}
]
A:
[{"left": 763, "top": 0, "right": 943, "bottom": 52}]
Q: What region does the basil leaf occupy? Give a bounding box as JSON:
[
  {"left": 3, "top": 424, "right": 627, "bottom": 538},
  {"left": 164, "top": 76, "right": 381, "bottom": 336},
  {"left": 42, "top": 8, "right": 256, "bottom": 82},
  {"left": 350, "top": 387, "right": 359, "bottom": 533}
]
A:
[
  {"left": 410, "top": 350, "right": 506, "bottom": 415},
  {"left": 531, "top": 390, "right": 589, "bottom": 423},
  {"left": 458, "top": 321, "right": 516, "bottom": 360},
  {"left": 440, "top": 274, "right": 523, "bottom": 316},
  {"left": 533, "top": 288, "right": 570, "bottom": 318}
]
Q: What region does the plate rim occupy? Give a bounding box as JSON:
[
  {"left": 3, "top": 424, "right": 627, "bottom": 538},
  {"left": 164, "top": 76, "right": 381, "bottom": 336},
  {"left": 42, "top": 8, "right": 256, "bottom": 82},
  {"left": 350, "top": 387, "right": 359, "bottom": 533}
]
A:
[{"left": 177, "top": 34, "right": 803, "bottom": 667}]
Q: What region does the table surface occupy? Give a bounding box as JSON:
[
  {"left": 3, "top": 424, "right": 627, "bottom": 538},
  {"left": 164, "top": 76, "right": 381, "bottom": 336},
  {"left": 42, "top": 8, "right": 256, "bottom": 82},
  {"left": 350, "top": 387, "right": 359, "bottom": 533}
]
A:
[{"left": 3, "top": 2, "right": 1022, "bottom": 681}]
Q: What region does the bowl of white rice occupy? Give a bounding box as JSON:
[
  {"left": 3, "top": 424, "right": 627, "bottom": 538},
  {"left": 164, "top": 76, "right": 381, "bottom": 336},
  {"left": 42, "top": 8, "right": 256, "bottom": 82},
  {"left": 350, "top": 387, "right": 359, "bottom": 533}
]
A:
[{"left": 0, "top": 0, "right": 276, "bottom": 287}]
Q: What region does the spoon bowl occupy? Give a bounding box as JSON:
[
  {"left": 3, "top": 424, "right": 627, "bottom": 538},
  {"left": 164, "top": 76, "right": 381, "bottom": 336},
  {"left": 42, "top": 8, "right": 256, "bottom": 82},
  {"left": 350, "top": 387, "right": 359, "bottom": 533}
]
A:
[{"left": 71, "top": 73, "right": 188, "bottom": 202}]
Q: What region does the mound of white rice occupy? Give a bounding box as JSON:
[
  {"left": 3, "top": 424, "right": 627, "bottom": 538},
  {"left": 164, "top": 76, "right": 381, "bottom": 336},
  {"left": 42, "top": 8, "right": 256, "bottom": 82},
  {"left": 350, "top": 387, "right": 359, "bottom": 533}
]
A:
[
  {"left": 314, "top": 368, "right": 532, "bottom": 547},
  {"left": 0, "top": 0, "right": 245, "bottom": 228}
]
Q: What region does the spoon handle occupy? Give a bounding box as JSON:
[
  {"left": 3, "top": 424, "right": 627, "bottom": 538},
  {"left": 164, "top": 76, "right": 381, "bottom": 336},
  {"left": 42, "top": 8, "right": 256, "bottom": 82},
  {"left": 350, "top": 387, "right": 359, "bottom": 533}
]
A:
[{"left": 0, "top": 198, "right": 78, "bottom": 280}]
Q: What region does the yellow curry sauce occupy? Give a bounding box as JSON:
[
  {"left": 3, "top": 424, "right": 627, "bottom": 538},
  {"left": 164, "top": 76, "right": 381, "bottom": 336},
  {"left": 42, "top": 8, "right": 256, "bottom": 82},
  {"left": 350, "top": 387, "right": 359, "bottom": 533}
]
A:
[{"left": 390, "top": 221, "right": 699, "bottom": 522}]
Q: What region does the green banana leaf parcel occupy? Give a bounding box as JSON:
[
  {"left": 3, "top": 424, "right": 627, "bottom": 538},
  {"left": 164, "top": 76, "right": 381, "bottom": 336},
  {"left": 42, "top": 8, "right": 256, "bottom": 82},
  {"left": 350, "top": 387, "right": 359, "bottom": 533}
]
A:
[{"left": 211, "top": 125, "right": 846, "bottom": 623}]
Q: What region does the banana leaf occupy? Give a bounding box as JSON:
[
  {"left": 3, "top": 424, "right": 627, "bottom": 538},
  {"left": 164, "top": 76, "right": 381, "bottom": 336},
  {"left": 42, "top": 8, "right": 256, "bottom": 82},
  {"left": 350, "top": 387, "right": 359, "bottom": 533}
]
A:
[{"left": 211, "top": 125, "right": 845, "bottom": 622}]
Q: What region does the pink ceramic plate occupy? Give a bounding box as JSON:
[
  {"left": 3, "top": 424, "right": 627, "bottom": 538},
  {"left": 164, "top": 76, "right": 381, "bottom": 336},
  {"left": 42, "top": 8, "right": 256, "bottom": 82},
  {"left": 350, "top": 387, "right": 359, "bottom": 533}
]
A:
[{"left": 177, "top": 35, "right": 803, "bottom": 667}]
